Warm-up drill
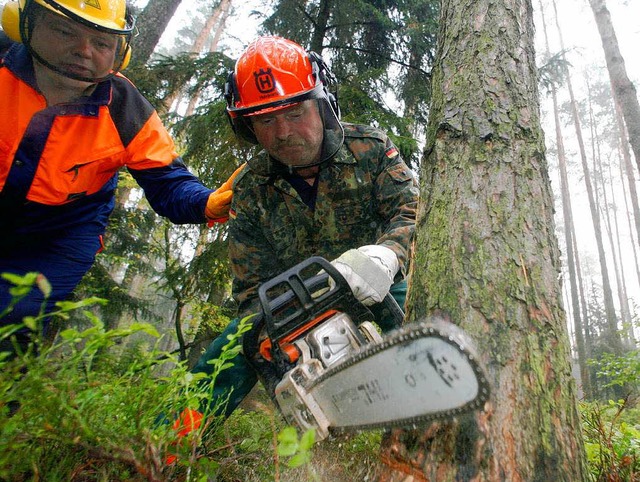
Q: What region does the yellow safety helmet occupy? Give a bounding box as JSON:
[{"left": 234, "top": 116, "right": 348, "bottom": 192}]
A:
[{"left": 1, "top": 0, "right": 134, "bottom": 74}]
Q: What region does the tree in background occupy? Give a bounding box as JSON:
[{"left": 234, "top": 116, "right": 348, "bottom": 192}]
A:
[
  {"left": 129, "top": 0, "right": 186, "bottom": 66},
  {"left": 588, "top": 0, "right": 640, "bottom": 176},
  {"left": 377, "top": 0, "right": 588, "bottom": 479},
  {"left": 537, "top": 0, "right": 592, "bottom": 398}
]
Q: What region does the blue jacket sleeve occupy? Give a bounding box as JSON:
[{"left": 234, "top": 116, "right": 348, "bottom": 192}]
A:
[{"left": 129, "top": 158, "right": 213, "bottom": 224}]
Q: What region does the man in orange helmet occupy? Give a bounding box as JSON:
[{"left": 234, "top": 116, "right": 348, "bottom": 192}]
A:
[
  {"left": 0, "top": 0, "right": 240, "bottom": 357},
  {"left": 190, "top": 36, "right": 418, "bottom": 419}
]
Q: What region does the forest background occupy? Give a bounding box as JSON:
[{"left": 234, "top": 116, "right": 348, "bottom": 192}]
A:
[
  {"left": 1, "top": 0, "right": 639, "bottom": 480},
  {"left": 85, "top": 0, "right": 640, "bottom": 389}
]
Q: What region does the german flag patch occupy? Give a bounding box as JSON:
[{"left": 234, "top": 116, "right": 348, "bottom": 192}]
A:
[
  {"left": 385, "top": 146, "right": 399, "bottom": 159},
  {"left": 229, "top": 208, "right": 237, "bottom": 220}
]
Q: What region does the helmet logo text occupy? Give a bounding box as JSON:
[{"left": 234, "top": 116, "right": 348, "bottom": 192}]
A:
[{"left": 254, "top": 68, "right": 276, "bottom": 94}]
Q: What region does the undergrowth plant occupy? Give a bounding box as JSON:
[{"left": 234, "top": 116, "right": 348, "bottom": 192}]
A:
[
  {"left": 582, "top": 349, "right": 640, "bottom": 482},
  {"left": 581, "top": 399, "right": 640, "bottom": 482},
  {"left": 0, "top": 272, "right": 259, "bottom": 481},
  {"left": 11, "top": 273, "right": 640, "bottom": 481}
]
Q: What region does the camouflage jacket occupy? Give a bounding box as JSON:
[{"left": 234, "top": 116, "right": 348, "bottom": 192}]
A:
[{"left": 228, "top": 123, "right": 419, "bottom": 316}]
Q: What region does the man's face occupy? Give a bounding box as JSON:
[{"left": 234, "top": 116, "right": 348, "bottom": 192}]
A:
[
  {"left": 250, "top": 100, "right": 325, "bottom": 168},
  {"left": 30, "top": 9, "right": 119, "bottom": 87}
]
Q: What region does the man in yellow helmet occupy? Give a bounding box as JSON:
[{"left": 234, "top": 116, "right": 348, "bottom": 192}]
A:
[{"left": 0, "top": 0, "right": 241, "bottom": 356}]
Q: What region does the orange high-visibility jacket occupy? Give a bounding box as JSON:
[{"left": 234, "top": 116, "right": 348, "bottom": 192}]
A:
[{"left": 0, "top": 44, "right": 213, "bottom": 243}]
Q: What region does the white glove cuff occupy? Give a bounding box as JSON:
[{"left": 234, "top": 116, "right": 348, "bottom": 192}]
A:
[{"left": 357, "top": 245, "right": 399, "bottom": 280}]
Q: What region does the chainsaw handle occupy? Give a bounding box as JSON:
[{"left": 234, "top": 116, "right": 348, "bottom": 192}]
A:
[
  {"left": 257, "top": 256, "right": 372, "bottom": 340},
  {"left": 246, "top": 256, "right": 406, "bottom": 394},
  {"left": 380, "top": 292, "right": 405, "bottom": 328}
]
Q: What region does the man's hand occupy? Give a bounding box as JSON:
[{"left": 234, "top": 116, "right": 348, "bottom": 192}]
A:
[
  {"left": 205, "top": 163, "right": 246, "bottom": 224},
  {"left": 330, "top": 245, "right": 399, "bottom": 306}
]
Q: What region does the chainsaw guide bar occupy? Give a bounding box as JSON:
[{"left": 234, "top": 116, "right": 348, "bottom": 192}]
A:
[
  {"left": 274, "top": 316, "right": 490, "bottom": 439},
  {"left": 312, "top": 319, "right": 489, "bottom": 431}
]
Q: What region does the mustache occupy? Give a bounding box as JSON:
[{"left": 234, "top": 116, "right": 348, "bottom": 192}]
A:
[{"left": 275, "top": 140, "right": 305, "bottom": 148}]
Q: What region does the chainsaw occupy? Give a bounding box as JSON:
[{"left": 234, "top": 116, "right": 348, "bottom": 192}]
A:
[{"left": 242, "top": 256, "right": 490, "bottom": 440}]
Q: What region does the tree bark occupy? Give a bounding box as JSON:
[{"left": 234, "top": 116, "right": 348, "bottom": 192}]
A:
[
  {"left": 376, "top": 0, "right": 588, "bottom": 480},
  {"left": 129, "top": 0, "right": 186, "bottom": 67}
]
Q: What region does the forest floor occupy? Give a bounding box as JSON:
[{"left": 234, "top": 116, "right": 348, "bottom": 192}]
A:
[{"left": 210, "top": 386, "right": 386, "bottom": 482}]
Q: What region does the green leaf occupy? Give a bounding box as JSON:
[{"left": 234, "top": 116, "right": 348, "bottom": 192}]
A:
[
  {"left": 22, "top": 316, "right": 37, "bottom": 331},
  {"left": 277, "top": 427, "right": 299, "bottom": 456},
  {"left": 287, "top": 451, "right": 311, "bottom": 468},
  {"left": 299, "top": 428, "right": 316, "bottom": 450},
  {"left": 128, "top": 322, "right": 160, "bottom": 337},
  {"left": 2, "top": 272, "right": 38, "bottom": 286}
]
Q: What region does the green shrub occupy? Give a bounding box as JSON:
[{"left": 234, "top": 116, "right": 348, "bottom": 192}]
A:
[
  {"left": 0, "top": 276, "right": 253, "bottom": 481},
  {"left": 581, "top": 399, "right": 640, "bottom": 482}
]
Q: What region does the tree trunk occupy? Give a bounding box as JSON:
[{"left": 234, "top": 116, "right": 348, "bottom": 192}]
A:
[
  {"left": 598, "top": 142, "right": 633, "bottom": 344},
  {"left": 588, "top": 0, "right": 640, "bottom": 176},
  {"left": 539, "top": 0, "right": 591, "bottom": 399},
  {"left": 553, "top": 1, "right": 622, "bottom": 355},
  {"left": 163, "top": 0, "right": 232, "bottom": 115},
  {"left": 613, "top": 99, "right": 640, "bottom": 287},
  {"left": 376, "top": 0, "right": 588, "bottom": 480},
  {"left": 184, "top": 0, "right": 231, "bottom": 117},
  {"left": 129, "top": 0, "right": 185, "bottom": 67},
  {"left": 309, "top": 0, "right": 334, "bottom": 53}
]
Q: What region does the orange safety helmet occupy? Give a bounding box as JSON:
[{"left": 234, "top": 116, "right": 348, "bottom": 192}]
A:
[
  {"left": 1, "top": 0, "right": 135, "bottom": 81},
  {"left": 225, "top": 36, "right": 342, "bottom": 152}
]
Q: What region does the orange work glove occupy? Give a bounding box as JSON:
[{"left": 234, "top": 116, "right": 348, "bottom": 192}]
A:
[{"left": 204, "top": 163, "right": 246, "bottom": 224}]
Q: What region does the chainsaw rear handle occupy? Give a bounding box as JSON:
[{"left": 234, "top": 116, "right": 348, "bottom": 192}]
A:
[
  {"left": 244, "top": 256, "right": 405, "bottom": 396},
  {"left": 257, "top": 256, "right": 404, "bottom": 341}
]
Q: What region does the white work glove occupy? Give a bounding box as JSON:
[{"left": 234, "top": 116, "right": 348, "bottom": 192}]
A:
[{"left": 329, "top": 245, "right": 399, "bottom": 306}]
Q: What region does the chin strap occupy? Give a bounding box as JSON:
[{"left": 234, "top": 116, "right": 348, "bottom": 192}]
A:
[{"left": 28, "top": 45, "right": 117, "bottom": 83}]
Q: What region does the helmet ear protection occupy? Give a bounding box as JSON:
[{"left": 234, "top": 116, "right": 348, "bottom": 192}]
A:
[
  {"left": 224, "top": 47, "right": 340, "bottom": 144},
  {"left": 1, "top": 1, "right": 21, "bottom": 43},
  {"left": 308, "top": 51, "right": 340, "bottom": 118},
  {"left": 119, "top": 43, "right": 131, "bottom": 71},
  {"left": 1, "top": 0, "right": 133, "bottom": 71}
]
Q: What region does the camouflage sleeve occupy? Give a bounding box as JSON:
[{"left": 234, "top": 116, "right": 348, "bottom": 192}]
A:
[
  {"left": 373, "top": 138, "right": 419, "bottom": 279},
  {"left": 227, "top": 182, "right": 274, "bottom": 318}
]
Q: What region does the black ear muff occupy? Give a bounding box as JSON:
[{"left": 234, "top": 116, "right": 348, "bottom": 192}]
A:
[
  {"left": 224, "top": 70, "right": 258, "bottom": 144},
  {"left": 1, "top": 1, "right": 22, "bottom": 43},
  {"left": 224, "top": 71, "right": 237, "bottom": 133},
  {"left": 308, "top": 51, "right": 340, "bottom": 119},
  {"left": 224, "top": 70, "right": 239, "bottom": 110}
]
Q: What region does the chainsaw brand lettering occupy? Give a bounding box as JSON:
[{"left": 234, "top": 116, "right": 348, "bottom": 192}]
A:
[{"left": 330, "top": 379, "right": 388, "bottom": 411}]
